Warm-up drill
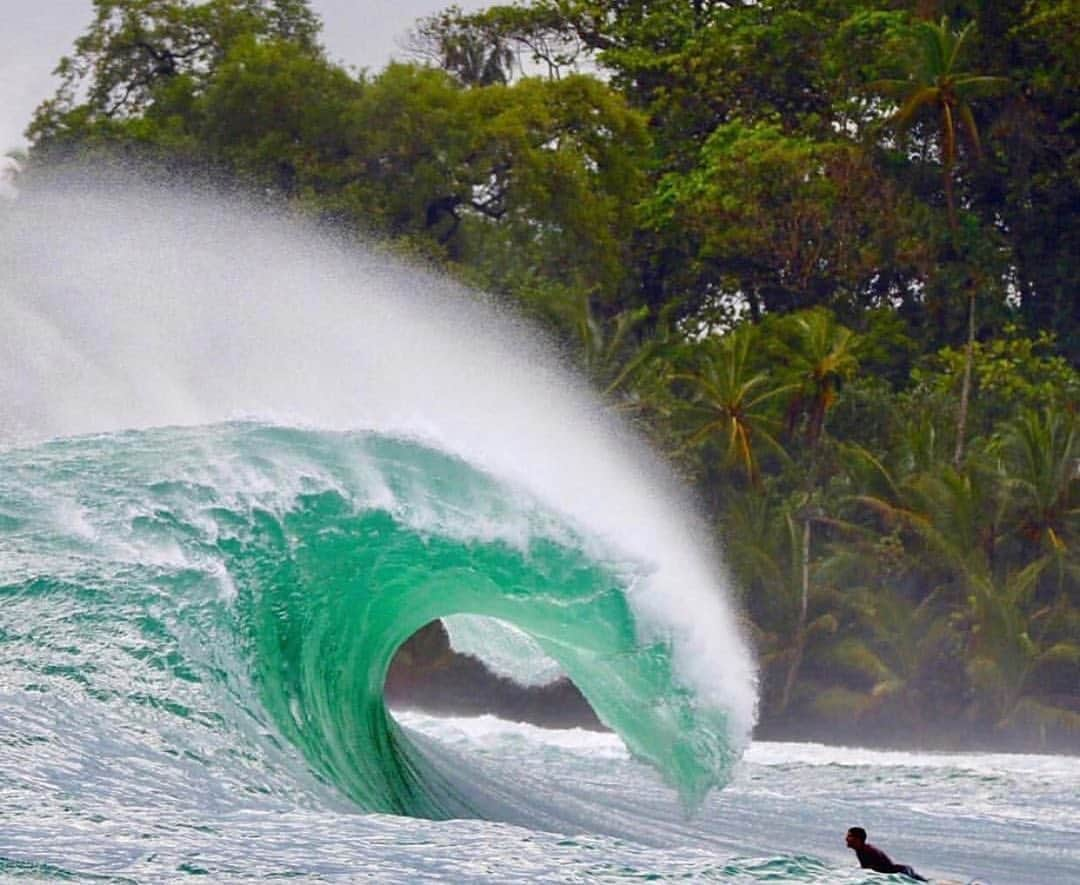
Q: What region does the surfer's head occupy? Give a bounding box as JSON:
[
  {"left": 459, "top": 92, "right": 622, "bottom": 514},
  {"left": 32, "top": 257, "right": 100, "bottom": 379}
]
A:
[{"left": 846, "top": 827, "right": 867, "bottom": 848}]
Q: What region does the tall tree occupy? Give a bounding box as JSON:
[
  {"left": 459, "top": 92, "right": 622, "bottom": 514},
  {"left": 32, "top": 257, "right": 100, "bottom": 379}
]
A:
[
  {"left": 993, "top": 0, "right": 1080, "bottom": 361},
  {"left": 405, "top": 4, "right": 591, "bottom": 84},
  {"left": 771, "top": 309, "right": 861, "bottom": 713},
  {"left": 720, "top": 487, "right": 838, "bottom": 718},
  {"left": 30, "top": 0, "right": 322, "bottom": 147},
  {"left": 871, "top": 16, "right": 1008, "bottom": 465},
  {"left": 641, "top": 121, "right": 927, "bottom": 325},
  {"left": 873, "top": 17, "right": 1003, "bottom": 233}
]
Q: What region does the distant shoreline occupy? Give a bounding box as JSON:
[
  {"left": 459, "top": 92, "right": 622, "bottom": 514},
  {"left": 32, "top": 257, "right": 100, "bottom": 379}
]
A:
[
  {"left": 389, "top": 621, "right": 1080, "bottom": 755},
  {"left": 753, "top": 716, "right": 1080, "bottom": 756}
]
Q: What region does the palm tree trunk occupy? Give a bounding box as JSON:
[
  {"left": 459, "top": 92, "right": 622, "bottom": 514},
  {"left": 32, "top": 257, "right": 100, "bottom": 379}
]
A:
[
  {"left": 944, "top": 167, "right": 958, "bottom": 234},
  {"left": 953, "top": 286, "right": 975, "bottom": 466},
  {"left": 779, "top": 516, "right": 812, "bottom": 713}
]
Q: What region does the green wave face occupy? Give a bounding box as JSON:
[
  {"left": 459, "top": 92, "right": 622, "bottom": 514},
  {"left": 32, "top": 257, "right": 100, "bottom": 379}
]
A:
[{"left": 0, "top": 423, "right": 737, "bottom": 820}]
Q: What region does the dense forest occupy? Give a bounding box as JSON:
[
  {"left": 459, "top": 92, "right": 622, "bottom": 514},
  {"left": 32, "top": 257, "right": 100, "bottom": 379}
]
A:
[{"left": 19, "top": 0, "right": 1080, "bottom": 751}]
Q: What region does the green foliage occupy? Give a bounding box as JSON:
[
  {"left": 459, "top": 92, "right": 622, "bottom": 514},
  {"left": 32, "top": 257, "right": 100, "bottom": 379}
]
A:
[
  {"left": 199, "top": 36, "right": 359, "bottom": 191},
  {"left": 911, "top": 327, "right": 1080, "bottom": 439},
  {"left": 327, "top": 66, "right": 648, "bottom": 294},
  {"left": 764, "top": 308, "right": 862, "bottom": 449},
  {"left": 30, "top": 0, "right": 320, "bottom": 147},
  {"left": 981, "top": 0, "right": 1080, "bottom": 361},
  {"left": 642, "top": 120, "right": 931, "bottom": 323}
]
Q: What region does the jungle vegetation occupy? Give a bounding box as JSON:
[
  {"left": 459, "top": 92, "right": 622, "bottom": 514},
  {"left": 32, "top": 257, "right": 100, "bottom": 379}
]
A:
[{"left": 23, "top": 0, "right": 1080, "bottom": 750}]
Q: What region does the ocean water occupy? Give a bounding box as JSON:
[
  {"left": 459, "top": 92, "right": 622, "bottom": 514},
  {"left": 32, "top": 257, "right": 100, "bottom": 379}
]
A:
[{"left": 1, "top": 177, "right": 1077, "bottom": 883}]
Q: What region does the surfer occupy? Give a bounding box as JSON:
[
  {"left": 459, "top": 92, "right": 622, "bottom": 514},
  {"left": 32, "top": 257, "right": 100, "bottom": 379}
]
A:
[{"left": 846, "top": 827, "right": 928, "bottom": 881}]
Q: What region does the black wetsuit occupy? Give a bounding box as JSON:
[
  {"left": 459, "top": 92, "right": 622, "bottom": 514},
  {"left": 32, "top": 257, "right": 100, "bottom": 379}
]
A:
[{"left": 856, "top": 843, "right": 928, "bottom": 881}]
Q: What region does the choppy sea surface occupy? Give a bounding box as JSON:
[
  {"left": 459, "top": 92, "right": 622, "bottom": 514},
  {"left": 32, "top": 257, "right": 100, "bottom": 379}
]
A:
[{"left": 2, "top": 701, "right": 1078, "bottom": 883}]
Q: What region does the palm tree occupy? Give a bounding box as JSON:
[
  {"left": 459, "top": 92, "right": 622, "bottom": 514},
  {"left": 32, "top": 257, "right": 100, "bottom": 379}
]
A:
[
  {"left": 721, "top": 488, "right": 838, "bottom": 717},
  {"left": 872, "top": 16, "right": 1008, "bottom": 466},
  {"left": 993, "top": 410, "right": 1080, "bottom": 723},
  {"left": 965, "top": 561, "right": 1080, "bottom": 738},
  {"left": 811, "top": 565, "right": 961, "bottom": 729},
  {"left": 873, "top": 16, "right": 1005, "bottom": 232},
  {"left": 669, "top": 324, "right": 794, "bottom": 489},
  {"left": 853, "top": 451, "right": 1080, "bottom": 737},
  {"left": 409, "top": 13, "right": 516, "bottom": 87},
  {"left": 996, "top": 407, "right": 1080, "bottom": 564},
  {"left": 520, "top": 286, "right": 673, "bottom": 409},
  {"left": 772, "top": 309, "right": 861, "bottom": 711},
  {"left": 779, "top": 309, "right": 860, "bottom": 448},
  {"left": 841, "top": 411, "right": 1080, "bottom": 742}
]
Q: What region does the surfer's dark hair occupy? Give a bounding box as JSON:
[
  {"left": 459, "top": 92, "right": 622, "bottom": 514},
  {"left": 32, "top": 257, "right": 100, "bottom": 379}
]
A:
[{"left": 848, "top": 827, "right": 867, "bottom": 841}]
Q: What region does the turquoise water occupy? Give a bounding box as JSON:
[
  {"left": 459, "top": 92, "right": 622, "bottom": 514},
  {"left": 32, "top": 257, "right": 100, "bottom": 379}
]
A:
[
  {"left": 1, "top": 178, "right": 1077, "bottom": 882},
  {"left": 0, "top": 423, "right": 737, "bottom": 815}
]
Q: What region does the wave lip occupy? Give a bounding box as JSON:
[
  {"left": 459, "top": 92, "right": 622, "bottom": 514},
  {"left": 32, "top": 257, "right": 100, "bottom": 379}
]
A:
[{"left": 225, "top": 425, "right": 743, "bottom": 816}]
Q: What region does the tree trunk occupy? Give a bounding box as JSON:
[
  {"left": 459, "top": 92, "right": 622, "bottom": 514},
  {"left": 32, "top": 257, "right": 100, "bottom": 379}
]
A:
[
  {"left": 953, "top": 286, "right": 976, "bottom": 466},
  {"left": 944, "top": 165, "right": 958, "bottom": 234},
  {"left": 779, "top": 516, "right": 812, "bottom": 714}
]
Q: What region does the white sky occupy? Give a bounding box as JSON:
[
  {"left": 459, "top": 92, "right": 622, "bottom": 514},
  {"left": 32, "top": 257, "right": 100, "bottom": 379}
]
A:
[{"left": 0, "top": 0, "right": 488, "bottom": 153}]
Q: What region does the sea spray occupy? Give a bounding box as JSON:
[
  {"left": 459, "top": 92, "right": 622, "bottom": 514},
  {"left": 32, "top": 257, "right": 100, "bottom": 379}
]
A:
[
  {"left": 0, "top": 155, "right": 19, "bottom": 200},
  {"left": 0, "top": 170, "right": 756, "bottom": 816}
]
